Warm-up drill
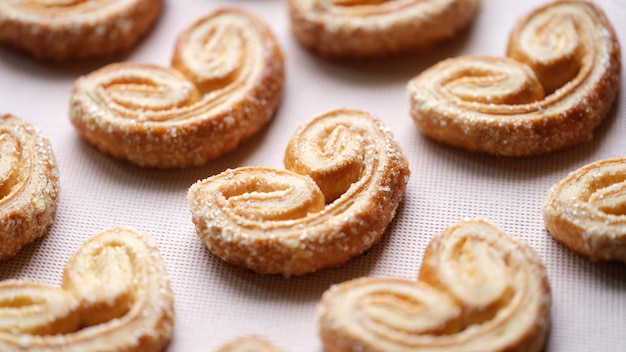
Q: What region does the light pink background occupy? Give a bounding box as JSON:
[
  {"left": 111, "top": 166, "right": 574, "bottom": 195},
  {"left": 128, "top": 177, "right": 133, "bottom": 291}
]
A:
[{"left": 1, "top": 0, "right": 625, "bottom": 350}]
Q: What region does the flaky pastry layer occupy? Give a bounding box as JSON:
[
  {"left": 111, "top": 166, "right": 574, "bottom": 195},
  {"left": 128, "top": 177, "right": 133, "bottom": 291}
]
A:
[
  {"left": 188, "top": 108, "right": 410, "bottom": 277},
  {"left": 217, "top": 335, "right": 284, "bottom": 352},
  {"left": 287, "top": 0, "right": 479, "bottom": 58},
  {"left": 408, "top": 0, "right": 621, "bottom": 156},
  {"left": 318, "top": 218, "right": 551, "bottom": 352},
  {"left": 0, "top": 227, "right": 175, "bottom": 351},
  {"left": 0, "top": 114, "right": 59, "bottom": 260},
  {"left": 0, "top": 0, "right": 162, "bottom": 61},
  {"left": 543, "top": 157, "right": 626, "bottom": 262},
  {"left": 70, "top": 7, "right": 284, "bottom": 168}
]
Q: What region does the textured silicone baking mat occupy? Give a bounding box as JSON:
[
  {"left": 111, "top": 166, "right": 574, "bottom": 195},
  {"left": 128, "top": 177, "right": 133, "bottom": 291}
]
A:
[{"left": 1, "top": 0, "right": 625, "bottom": 350}]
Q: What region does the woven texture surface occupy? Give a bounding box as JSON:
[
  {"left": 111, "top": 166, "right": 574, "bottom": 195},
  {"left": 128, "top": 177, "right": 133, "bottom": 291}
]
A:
[{"left": 1, "top": 0, "right": 625, "bottom": 350}]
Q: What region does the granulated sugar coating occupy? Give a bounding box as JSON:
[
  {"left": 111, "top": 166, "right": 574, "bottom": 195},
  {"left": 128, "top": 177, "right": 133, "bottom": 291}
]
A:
[
  {"left": 0, "top": 0, "right": 162, "bottom": 61},
  {"left": 2, "top": 1, "right": 625, "bottom": 351},
  {"left": 0, "top": 114, "right": 59, "bottom": 260},
  {"left": 543, "top": 157, "right": 626, "bottom": 262},
  {"left": 408, "top": 1, "right": 621, "bottom": 157},
  {"left": 69, "top": 8, "right": 285, "bottom": 168},
  {"left": 317, "top": 219, "right": 551, "bottom": 352},
  {"left": 0, "top": 227, "right": 175, "bottom": 351},
  {"left": 188, "top": 109, "right": 410, "bottom": 277},
  {"left": 287, "top": 0, "right": 479, "bottom": 58}
]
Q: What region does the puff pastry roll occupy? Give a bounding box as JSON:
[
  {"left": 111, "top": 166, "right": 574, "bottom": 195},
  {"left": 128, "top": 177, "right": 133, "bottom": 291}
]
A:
[
  {"left": 70, "top": 7, "right": 284, "bottom": 168},
  {"left": 318, "top": 218, "right": 551, "bottom": 352},
  {"left": 0, "top": 227, "right": 175, "bottom": 352},
  {"left": 287, "top": 0, "right": 479, "bottom": 58},
  {"left": 0, "top": 114, "right": 59, "bottom": 260},
  {"left": 0, "top": 0, "right": 162, "bottom": 61},
  {"left": 408, "top": 0, "right": 621, "bottom": 156},
  {"left": 543, "top": 157, "right": 626, "bottom": 262},
  {"left": 188, "top": 108, "right": 410, "bottom": 277}
]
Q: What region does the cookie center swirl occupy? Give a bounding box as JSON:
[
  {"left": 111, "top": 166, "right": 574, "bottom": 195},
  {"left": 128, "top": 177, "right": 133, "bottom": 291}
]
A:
[
  {"left": 0, "top": 134, "right": 20, "bottom": 198},
  {"left": 418, "top": 220, "right": 546, "bottom": 341},
  {"left": 0, "top": 282, "right": 79, "bottom": 335},
  {"left": 182, "top": 25, "right": 244, "bottom": 93},
  {"left": 442, "top": 61, "right": 545, "bottom": 105},
  {"left": 63, "top": 238, "right": 141, "bottom": 327},
  {"left": 589, "top": 182, "right": 626, "bottom": 215},
  {"left": 173, "top": 14, "right": 260, "bottom": 97},
  {"left": 220, "top": 169, "right": 325, "bottom": 222},
  {"left": 586, "top": 172, "right": 626, "bottom": 216},
  {"left": 285, "top": 118, "right": 368, "bottom": 203},
  {"left": 0, "top": 293, "right": 42, "bottom": 310},
  {"left": 0, "top": 131, "right": 28, "bottom": 200},
  {"left": 442, "top": 230, "right": 515, "bottom": 324},
  {"left": 514, "top": 7, "right": 590, "bottom": 95},
  {"left": 359, "top": 283, "right": 461, "bottom": 338},
  {"left": 102, "top": 74, "right": 200, "bottom": 113}
]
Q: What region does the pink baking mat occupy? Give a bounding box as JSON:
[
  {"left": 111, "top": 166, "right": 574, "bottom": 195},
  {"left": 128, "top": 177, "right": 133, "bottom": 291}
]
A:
[{"left": 1, "top": 0, "right": 625, "bottom": 351}]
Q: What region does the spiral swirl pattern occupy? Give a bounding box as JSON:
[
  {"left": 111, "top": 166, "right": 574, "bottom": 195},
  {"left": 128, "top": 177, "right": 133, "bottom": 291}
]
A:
[
  {"left": 0, "top": 281, "right": 79, "bottom": 336},
  {"left": 188, "top": 108, "right": 410, "bottom": 277},
  {"left": 0, "top": 227, "right": 175, "bottom": 352},
  {"left": 0, "top": 0, "right": 162, "bottom": 60},
  {"left": 218, "top": 335, "right": 284, "bottom": 352},
  {"left": 408, "top": 0, "right": 621, "bottom": 156},
  {"left": 318, "top": 219, "right": 551, "bottom": 352},
  {"left": 70, "top": 7, "right": 284, "bottom": 168},
  {"left": 543, "top": 157, "right": 626, "bottom": 262},
  {"left": 287, "top": 0, "right": 479, "bottom": 58},
  {"left": 0, "top": 114, "right": 59, "bottom": 260}
]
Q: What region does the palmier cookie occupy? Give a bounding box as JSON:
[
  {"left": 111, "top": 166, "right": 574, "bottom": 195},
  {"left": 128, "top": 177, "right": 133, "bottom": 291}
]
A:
[
  {"left": 0, "top": 0, "right": 162, "bottom": 61},
  {"left": 70, "top": 7, "right": 284, "bottom": 168},
  {"left": 0, "top": 227, "right": 175, "bottom": 351},
  {"left": 318, "top": 218, "right": 551, "bottom": 352},
  {"left": 188, "top": 108, "right": 410, "bottom": 277},
  {"left": 408, "top": 0, "right": 621, "bottom": 156},
  {"left": 543, "top": 157, "right": 626, "bottom": 262},
  {"left": 218, "top": 335, "right": 284, "bottom": 352},
  {"left": 0, "top": 114, "right": 59, "bottom": 260},
  {"left": 287, "top": 0, "right": 479, "bottom": 59}
]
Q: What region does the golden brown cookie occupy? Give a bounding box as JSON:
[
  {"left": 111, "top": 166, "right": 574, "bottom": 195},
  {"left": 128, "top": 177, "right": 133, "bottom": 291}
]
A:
[
  {"left": 318, "top": 218, "right": 551, "bottom": 352},
  {"left": 188, "top": 108, "right": 410, "bottom": 277},
  {"left": 0, "top": 0, "right": 162, "bottom": 61},
  {"left": 0, "top": 227, "right": 175, "bottom": 351},
  {"left": 0, "top": 114, "right": 59, "bottom": 260},
  {"left": 287, "top": 0, "right": 479, "bottom": 59},
  {"left": 543, "top": 157, "right": 626, "bottom": 262},
  {"left": 70, "top": 7, "right": 284, "bottom": 168},
  {"left": 408, "top": 0, "right": 620, "bottom": 156}
]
